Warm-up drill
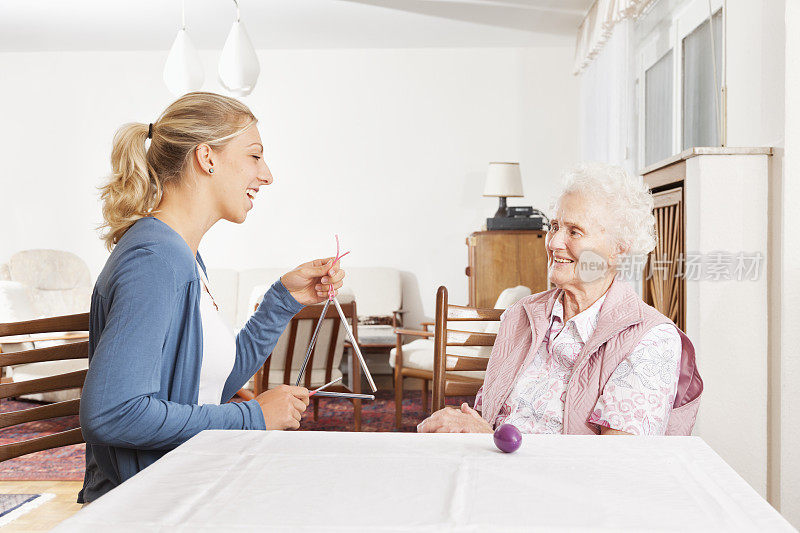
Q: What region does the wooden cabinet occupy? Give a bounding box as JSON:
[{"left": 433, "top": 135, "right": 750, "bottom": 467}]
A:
[{"left": 466, "top": 230, "right": 548, "bottom": 308}]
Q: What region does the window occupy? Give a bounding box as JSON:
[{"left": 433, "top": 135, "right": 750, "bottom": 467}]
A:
[
  {"left": 636, "top": 0, "right": 724, "bottom": 170},
  {"left": 682, "top": 9, "right": 723, "bottom": 150},
  {"left": 645, "top": 50, "right": 674, "bottom": 167}
]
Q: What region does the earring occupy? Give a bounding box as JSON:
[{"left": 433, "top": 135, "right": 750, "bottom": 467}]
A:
[{"left": 209, "top": 167, "right": 214, "bottom": 174}]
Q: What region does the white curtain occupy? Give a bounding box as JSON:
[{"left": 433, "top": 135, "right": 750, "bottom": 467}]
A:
[
  {"left": 579, "top": 18, "right": 641, "bottom": 297},
  {"left": 574, "top": 0, "right": 655, "bottom": 75},
  {"left": 579, "top": 20, "right": 636, "bottom": 175}
]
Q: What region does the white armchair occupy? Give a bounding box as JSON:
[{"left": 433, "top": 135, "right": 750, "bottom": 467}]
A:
[
  {"left": 389, "top": 285, "right": 532, "bottom": 427},
  {"left": 0, "top": 250, "right": 92, "bottom": 402}
]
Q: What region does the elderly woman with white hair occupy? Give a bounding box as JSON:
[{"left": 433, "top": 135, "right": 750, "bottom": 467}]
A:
[{"left": 419, "top": 163, "right": 703, "bottom": 436}]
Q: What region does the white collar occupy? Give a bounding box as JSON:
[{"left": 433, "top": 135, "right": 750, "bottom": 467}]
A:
[{"left": 551, "top": 291, "right": 607, "bottom": 343}]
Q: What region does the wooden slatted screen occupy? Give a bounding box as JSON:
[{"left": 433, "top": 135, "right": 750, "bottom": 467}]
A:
[{"left": 644, "top": 187, "right": 686, "bottom": 331}]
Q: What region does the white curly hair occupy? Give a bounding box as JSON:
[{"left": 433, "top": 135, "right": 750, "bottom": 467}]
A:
[{"left": 550, "top": 162, "right": 657, "bottom": 257}]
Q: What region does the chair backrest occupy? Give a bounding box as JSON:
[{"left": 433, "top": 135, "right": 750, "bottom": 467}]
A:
[
  {"left": 253, "top": 299, "right": 358, "bottom": 393},
  {"left": 447, "top": 285, "right": 531, "bottom": 346},
  {"left": 431, "top": 287, "right": 502, "bottom": 411},
  {"left": 0, "top": 313, "right": 89, "bottom": 461}
]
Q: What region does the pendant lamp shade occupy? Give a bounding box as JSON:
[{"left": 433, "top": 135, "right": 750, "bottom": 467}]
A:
[
  {"left": 163, "top": 29, "right": 204, "bottom": 96},
  {"left": 218, "top": 20, "right": 260, "bottom": 96}
]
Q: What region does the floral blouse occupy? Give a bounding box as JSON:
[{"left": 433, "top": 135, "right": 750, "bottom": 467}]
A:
[{"left": 474, "top": 293, "right": 682, "bottom": 435}]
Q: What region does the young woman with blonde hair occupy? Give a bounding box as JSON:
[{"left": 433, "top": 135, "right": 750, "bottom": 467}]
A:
[{"left": 78, "top": 92, "right": 344, "bottom": 503}]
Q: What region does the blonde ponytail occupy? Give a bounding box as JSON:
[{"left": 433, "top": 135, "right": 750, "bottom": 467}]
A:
[
  {"left": 99, "top": 123, "right": 161, "bottom": 250},
  {"left": 99, "top": 92, "right": 256, "bottom": 250}
]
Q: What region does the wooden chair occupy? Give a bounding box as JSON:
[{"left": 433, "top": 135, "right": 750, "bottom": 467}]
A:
[
  {"left": 393, "top": 286, "right": 519, "bottom": 427},
  {"left": 391, "top": 323, "right": 434, "bottom": 428},
  {"left": 0, "top": 313, "right": 89, "bottom": 462},
  {"left": 251, "top": 300, "right": 363, "bottom": 431},
  {"left": 431, "top": 286, "right": 502, "bottom": 412}
]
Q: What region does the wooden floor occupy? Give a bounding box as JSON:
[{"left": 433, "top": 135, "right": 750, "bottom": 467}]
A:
[{"left": 0, "top": 481, "right": 82, "bottom": 532}]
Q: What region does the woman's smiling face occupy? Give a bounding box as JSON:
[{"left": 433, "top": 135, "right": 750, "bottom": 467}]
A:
[
  {"left": 210, "top": 124, "right": 273, "bottom": 224},
  {"left": 545, "top": 193, "right": 618, "bottom": 291}
]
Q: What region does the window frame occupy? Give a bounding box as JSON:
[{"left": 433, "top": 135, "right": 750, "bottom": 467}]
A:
[{"left": 636, "top": 0, "right": 725, "bottom": 170}]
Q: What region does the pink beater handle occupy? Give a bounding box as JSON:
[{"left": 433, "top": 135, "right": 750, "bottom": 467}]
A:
[{"left": 328, "top": 234, "right": 349, "bottom": 300}]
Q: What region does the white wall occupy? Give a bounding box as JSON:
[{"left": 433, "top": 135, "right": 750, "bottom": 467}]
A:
[
  {"left": 725, "top": 0, "right": 786, "bottom": 148},
  {"left": 728, "top": 0, "right": 798, "bottom": 524},
  {"left": 779, "top": 0, "right": 800, "bottom": 525},
  {"left": 0, "top": 47, "right": 578, "bottom": 326},
  {"left": 684, "top": 153, "right": 771, "bottom": 496}
]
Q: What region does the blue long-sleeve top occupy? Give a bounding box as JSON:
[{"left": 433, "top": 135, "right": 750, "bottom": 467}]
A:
[{"left": 78, "top": 217, "right": 303, "bottom": 503}]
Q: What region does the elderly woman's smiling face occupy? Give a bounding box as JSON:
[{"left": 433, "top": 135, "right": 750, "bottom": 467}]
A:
[{"left": 545, "top": 192, "right": 619, "bottom": 291}]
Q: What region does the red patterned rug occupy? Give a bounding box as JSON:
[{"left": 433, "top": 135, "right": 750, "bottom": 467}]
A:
[
  {"left": 0, "top": 400, "right": 83, "bottom": 481},
  {"left": 0, "top": 391, "right": 471, "bottom": 481}
]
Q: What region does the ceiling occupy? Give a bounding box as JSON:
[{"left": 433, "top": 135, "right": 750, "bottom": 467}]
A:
[{"left": 0, "top": 0, "right": 593, "bottom": 51}]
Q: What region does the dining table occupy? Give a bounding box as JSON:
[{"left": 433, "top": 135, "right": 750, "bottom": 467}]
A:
[{"left": 54, "top": 430, "right": 795, "bottom": 532}]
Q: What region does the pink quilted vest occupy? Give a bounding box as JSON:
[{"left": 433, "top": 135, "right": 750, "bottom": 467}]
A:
[{"left": 479, "top": 276, "right": 703, "bottom": 435}]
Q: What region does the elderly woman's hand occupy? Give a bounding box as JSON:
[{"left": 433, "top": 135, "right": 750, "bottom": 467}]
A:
[{"left": 417, "top": 403, "right": 493, "bottom": 434}]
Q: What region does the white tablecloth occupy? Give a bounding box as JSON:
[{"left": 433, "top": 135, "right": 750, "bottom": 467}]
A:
[{"left": 56, "top": 431, "right": 794, "bottom": 532}]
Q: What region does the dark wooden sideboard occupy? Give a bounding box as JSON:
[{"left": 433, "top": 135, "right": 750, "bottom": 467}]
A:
[{"left": 466, "top": 230, "right": 548, "bottom": 308}]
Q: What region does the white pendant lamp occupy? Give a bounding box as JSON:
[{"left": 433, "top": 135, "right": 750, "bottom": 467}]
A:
[
  {"left": 163, "top": 0, "right": 204, "bottom": 96},
  {"left": 218, "top": 0, "right": 260, "bottom": 96}
]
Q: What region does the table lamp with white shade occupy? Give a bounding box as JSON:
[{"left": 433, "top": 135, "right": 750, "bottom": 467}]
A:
[{"left": 484, "top": 162, "right": 524, "bottom": 218}]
